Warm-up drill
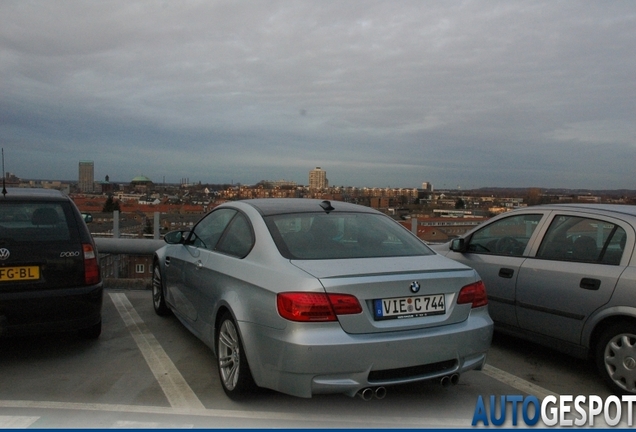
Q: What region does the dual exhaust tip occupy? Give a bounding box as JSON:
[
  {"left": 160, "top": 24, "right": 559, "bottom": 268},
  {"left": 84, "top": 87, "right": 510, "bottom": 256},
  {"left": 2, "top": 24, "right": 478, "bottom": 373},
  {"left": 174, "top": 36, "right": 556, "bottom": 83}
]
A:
[
  {"left": 440, "top": 373, "right": 460, "bottom": 388},
  {"left": 356, "top": 374, "right": 459, "bottom": 401},
  {"left": 356, "top": 386, "right": 387, "bottom": 401}
]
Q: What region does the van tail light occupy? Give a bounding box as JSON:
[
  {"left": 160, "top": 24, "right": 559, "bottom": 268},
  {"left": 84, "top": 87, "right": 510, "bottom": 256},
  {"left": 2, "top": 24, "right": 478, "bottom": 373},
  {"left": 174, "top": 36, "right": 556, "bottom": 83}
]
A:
[
  {"left": 277, "top": 292, "right": 362, "bottom": 322},
  {"left": 83, "top": 243, "right": 101, "bottom": 285},
  {"left": 457, "top": 280, "right": 488, "bottom": 308}
]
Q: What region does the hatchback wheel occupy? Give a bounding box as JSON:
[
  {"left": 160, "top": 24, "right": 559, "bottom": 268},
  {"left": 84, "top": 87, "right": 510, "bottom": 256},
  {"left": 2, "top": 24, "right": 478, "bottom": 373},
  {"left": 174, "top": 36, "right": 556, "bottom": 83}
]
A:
[
  {"left": 152, "top": 263, "right": 171, "bottom": 316},
  {"left": 596, "top": 323, "right": 636, "bottom": 394},
  {"left": 216, "top": 313, "right": 256, "bottom": 399}
]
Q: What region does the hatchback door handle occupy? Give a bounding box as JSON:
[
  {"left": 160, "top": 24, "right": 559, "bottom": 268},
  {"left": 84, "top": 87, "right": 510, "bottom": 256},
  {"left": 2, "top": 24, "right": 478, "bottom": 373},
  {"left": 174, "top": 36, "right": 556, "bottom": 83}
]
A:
[
  {"left": 196, "top": 260, "right": 204, "bottom": 269},
  {"left": 580, "top": 278, "right": 601, "bottom": 290},
  {"left": 499, "top": 268, "right": 514, "bottom": 279}
]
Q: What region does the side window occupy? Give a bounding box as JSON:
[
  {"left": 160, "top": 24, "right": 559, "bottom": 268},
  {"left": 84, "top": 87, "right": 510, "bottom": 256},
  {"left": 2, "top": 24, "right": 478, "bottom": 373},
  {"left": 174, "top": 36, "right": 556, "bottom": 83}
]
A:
[
  {"left": 189, "top": 208, "right": 237, "bottom": 250},
  {"left": 468, "top": 214, "right": 543, "bottom": 256},
  {"left": 216, "top": 213, "right": 254, "bottom": 258},
  {"left": 536, "top": 215, "right": 626, "bottom": 265}
]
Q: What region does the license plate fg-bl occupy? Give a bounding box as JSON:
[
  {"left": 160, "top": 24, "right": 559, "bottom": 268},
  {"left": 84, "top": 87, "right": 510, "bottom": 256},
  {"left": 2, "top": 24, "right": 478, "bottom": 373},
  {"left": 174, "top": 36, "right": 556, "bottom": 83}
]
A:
[{"left": 0, "top": 266, "right": 40, "bottom": 282}]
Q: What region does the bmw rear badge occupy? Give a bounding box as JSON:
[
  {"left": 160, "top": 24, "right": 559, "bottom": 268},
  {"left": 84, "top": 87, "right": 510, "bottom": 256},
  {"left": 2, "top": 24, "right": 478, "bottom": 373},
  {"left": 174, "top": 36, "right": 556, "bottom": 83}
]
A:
[{"left": 410, "top": 281, "right": 420, "bottom": 293}]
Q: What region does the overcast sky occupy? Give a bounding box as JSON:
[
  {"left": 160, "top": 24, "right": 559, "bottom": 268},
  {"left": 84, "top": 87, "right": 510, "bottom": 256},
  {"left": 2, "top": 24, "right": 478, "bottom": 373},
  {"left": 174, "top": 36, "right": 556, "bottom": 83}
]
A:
[{"left": 1, "top": 1, "right": 635, "bottom": 190}]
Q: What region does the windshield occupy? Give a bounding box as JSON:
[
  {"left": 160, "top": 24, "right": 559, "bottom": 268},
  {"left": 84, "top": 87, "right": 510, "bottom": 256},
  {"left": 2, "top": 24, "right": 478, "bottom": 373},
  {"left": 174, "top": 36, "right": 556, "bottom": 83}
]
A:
[{"left": 265, "top": 212, "right": 434, "bottom": 259}]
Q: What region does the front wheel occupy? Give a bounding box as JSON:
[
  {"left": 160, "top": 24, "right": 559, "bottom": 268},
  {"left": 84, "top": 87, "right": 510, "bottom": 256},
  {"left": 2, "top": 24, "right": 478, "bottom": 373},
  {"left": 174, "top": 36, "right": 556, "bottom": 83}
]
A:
[
  {"left": 216, "top": 313, "right": 257, "bottom": 399},
  {"left": 596, "top": 323, "right": 636, "bottom": 394},
  {"left": 152, "top": 263, "right": 171, "bottom": 316}
]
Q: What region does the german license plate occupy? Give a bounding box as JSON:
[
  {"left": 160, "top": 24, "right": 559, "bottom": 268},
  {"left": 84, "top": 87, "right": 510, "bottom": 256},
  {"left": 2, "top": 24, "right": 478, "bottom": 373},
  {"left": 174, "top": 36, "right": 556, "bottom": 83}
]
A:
[
  {"left": 0, "top": 266, "right": 40, "bottom": 282},
  {"left": 373, "top": 294, "right": 445, "bottom": 320}
]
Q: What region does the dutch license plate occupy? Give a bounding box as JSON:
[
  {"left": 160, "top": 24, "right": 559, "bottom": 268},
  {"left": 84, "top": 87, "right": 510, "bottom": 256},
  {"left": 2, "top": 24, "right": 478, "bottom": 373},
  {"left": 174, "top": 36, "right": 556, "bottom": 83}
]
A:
[
  {"left": 374, "top": 294, "right": 445, "bottom": 320},
  {"left": 0, "top": 266, "right": 40, "bottom": 282}
]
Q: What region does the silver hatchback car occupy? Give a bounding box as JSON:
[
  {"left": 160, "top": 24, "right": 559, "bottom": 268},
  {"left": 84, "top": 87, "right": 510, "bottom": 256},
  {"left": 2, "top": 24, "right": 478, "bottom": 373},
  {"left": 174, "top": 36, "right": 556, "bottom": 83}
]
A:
[
  {"left": 152, "top": 198, "right": 493, "bottom": 399},
  {"left": 433, "top": 204, "right": 636, "bottom": 394}
]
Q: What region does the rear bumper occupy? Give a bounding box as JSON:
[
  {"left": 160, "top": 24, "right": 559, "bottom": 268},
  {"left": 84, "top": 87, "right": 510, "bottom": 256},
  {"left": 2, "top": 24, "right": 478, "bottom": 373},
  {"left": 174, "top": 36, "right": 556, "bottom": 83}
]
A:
[
  {"left": 0, "top": 283, "right": 103, "bottom": 336},
  {"left": 240, "top": 306, "right": 493, "bottom": 398}
]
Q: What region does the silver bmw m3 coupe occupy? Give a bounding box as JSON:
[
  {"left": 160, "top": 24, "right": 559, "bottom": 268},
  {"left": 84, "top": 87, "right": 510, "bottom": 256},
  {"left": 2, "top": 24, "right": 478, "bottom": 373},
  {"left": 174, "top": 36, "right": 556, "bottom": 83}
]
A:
[{"left": 152, "top": 198, "right": 493, "bottom": 399}]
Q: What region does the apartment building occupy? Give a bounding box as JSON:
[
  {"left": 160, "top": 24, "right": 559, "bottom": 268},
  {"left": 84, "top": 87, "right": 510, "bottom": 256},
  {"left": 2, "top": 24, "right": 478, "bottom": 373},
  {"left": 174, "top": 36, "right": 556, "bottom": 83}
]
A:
[{"left": 309, "top": 167, "right": 328, "bottom": 189}]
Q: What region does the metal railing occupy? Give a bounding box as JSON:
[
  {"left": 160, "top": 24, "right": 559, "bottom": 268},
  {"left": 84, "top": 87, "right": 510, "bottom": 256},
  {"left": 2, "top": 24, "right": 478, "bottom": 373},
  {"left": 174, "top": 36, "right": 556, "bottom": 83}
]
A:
[
  {"left": 93, "top": 211, "right": 165, "bottom": 288},
  {"left": 94, "top": 237, "right": 164, "bottom": 255}
]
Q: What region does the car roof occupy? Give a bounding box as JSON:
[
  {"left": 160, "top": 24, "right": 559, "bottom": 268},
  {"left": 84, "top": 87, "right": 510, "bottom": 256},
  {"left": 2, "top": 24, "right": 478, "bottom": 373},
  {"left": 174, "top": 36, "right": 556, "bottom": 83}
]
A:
[
  {"left": 1, "top": 187, "right": 68, "bottom": 201},
  {"left": 240, "top": 198, "right": 379, "bottom": 216},
  {"left": 516, "top": 204, "right": 636, "bottom": 218}
]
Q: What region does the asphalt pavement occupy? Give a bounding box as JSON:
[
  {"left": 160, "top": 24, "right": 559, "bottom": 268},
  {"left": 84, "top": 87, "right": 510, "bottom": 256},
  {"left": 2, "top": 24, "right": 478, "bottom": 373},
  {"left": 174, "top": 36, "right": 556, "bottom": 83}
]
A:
[{"left": 0, "top": 288, "right": 615, "bottom": 428}]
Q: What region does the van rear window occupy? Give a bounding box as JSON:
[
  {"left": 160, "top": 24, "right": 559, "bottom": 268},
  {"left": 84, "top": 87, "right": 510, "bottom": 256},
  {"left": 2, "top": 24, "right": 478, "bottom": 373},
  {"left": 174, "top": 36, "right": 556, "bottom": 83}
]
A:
[{"left": 0, "top": 202, "right": 72, "bottom": 242}]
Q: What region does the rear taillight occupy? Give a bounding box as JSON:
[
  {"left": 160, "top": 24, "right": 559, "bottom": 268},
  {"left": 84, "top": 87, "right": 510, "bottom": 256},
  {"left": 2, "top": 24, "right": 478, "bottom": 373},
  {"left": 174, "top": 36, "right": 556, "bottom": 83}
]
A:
[
  {"left": 83, "top": 243, "right": 101, "bottom": 285},
  {"left": 457, "top": 280, "right": 488, "bottom": 308},
  {"left": 277, "top": 292, "right": 362, "bottom": 322}
]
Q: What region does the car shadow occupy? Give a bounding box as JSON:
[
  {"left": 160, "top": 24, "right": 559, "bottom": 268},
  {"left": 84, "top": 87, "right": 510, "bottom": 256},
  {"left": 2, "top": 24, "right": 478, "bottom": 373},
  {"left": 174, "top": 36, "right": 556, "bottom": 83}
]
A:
[{"left": 0, "top": 331, "right": 97, "bottom": 363}]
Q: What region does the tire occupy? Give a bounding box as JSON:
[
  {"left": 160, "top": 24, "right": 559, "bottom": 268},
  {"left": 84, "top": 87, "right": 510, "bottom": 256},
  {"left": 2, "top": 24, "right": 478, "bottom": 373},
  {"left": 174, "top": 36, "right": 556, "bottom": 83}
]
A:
[
  {"left": 152, "top": 263, "right": 171, "bottom": 316},
  {"left": 79, "top": 319, "right": 102, "bottom": 339},
  {"left": 216, "top": 313, "right": 257, "bottom": 399},
  {"left": 596, "top": 323, "right": 636, "bottom": 394}
]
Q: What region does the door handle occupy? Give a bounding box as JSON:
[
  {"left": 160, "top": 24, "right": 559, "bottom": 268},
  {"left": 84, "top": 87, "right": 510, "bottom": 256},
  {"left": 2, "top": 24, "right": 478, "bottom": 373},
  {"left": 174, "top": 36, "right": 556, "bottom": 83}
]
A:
[
  {"left": 499, "top": 268, "right": 514, "bottom": 279},
  {"left": 580, "top": 278, "right": 601, "bottom": 290}
]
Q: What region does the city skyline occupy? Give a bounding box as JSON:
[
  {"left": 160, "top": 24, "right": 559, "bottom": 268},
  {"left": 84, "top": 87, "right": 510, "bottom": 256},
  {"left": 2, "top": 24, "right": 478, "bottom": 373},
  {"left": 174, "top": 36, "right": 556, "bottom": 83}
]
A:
[
  {"left": 10, "top": 165, "right": 636, "bottom": 195},
  {"left": 2, "top": 2, "right": 635, "bottom": 190}
]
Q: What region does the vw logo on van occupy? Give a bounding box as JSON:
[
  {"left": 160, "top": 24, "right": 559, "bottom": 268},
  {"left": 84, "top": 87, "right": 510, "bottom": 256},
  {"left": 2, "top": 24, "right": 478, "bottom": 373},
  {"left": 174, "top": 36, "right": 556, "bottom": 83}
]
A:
[{"left": 0, "top": 248, "right": 9, "bottom": 260}]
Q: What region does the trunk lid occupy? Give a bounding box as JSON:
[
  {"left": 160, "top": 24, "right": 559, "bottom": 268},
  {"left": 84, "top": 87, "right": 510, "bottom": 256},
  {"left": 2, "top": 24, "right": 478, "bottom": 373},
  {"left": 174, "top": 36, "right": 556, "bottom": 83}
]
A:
[{"left": 291, "top": 255, "right": 480, "bottom": 334}]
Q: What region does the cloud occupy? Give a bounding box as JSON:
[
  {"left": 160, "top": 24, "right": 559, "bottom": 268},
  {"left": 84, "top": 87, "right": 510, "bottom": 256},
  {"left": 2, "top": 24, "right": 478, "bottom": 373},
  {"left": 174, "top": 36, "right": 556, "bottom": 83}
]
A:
[
  {"left": 547, "top": 120, "right": 636, "bottom": 145},
  {"left": 1, "top": 0, "right": 635, "bottom": 189}
]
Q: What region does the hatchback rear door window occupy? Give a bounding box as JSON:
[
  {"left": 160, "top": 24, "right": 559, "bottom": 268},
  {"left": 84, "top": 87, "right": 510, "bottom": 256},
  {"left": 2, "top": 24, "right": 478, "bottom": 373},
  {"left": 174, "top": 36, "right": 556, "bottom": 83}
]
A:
[{"left": 536, "top": 215, "right": 627, "bottom": 265}]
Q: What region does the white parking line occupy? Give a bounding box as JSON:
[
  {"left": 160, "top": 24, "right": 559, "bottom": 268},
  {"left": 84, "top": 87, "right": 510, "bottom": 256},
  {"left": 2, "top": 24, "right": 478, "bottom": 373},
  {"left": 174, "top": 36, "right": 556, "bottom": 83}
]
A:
[
  {"left": 481, "top": 365, "right": 627, "bottom": 428},
  {"left": 0, "top": 364, "right": 598, "bottom": 428},
  {"left": 482, "top": 364, "right": 557, "bottom": 400},
  {"left": 109, "top": 293, "right": 205, "bottom": 411},
  {"left": 0, "top": 400, "right": 471, "bottom": 428},
  {"left": 112, "top": 420, "right": 194, "bottom": 428},
  {"left": 0, "top": 415, "right": 39, "bottom": 428}
]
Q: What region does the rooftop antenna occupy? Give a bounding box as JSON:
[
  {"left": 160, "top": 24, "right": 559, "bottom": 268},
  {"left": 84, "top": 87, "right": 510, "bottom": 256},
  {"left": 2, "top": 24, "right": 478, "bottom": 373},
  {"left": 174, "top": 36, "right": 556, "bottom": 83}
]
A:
[
  {"left": 320, "top": 200, "right": 334, "bottom": 213},
  {"left": 1, "top": 148, "right": 6, "bottom": 196}
]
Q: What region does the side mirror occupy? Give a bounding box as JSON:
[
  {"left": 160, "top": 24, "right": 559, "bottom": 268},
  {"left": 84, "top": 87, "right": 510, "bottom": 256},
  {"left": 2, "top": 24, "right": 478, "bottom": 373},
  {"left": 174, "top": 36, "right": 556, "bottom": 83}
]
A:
[
  {"left": 164, "top": 228, "right": 190, "bottom": 244},
  {"left": 450, "top": 238, "right": 466, "bottom": 252},
  {"left": 82, "top": 213, "right": 93, "bottom": 223}
]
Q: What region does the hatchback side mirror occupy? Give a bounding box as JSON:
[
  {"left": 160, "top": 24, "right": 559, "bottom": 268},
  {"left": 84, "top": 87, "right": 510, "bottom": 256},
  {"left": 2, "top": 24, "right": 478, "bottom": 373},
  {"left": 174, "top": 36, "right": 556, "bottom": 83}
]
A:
[{"left": 450, "top": 238, "right": 466, "bottom": 252}]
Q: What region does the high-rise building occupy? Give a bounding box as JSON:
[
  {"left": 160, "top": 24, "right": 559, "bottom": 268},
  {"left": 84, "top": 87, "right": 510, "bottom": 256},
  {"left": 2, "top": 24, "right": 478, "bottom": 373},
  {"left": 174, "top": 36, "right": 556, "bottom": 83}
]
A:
[
  {"left": 422, "top": 182, "right": 433, "bottom": 192},
  {"left": 309, "top": 167, "right": 328, "bottom": 189},
  {"left": 78, "top": 161, "right": 94, "bottom": 193}
]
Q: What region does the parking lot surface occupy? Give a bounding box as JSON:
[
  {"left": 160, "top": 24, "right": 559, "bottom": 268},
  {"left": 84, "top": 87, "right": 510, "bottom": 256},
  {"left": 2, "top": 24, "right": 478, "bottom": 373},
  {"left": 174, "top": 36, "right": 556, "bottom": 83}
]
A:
[{"left": 0, "top": 288, "right": 613, "bottom": 428}]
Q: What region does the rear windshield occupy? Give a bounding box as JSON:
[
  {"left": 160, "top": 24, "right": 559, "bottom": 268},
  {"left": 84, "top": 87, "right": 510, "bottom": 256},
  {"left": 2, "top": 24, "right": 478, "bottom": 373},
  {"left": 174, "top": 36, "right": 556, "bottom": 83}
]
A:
[
  {"left": 264, "top": 212, "right": 434, "bottom": 259},
  {"left": 0, "top": 202, "right": 74, "bottom": 242}
]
